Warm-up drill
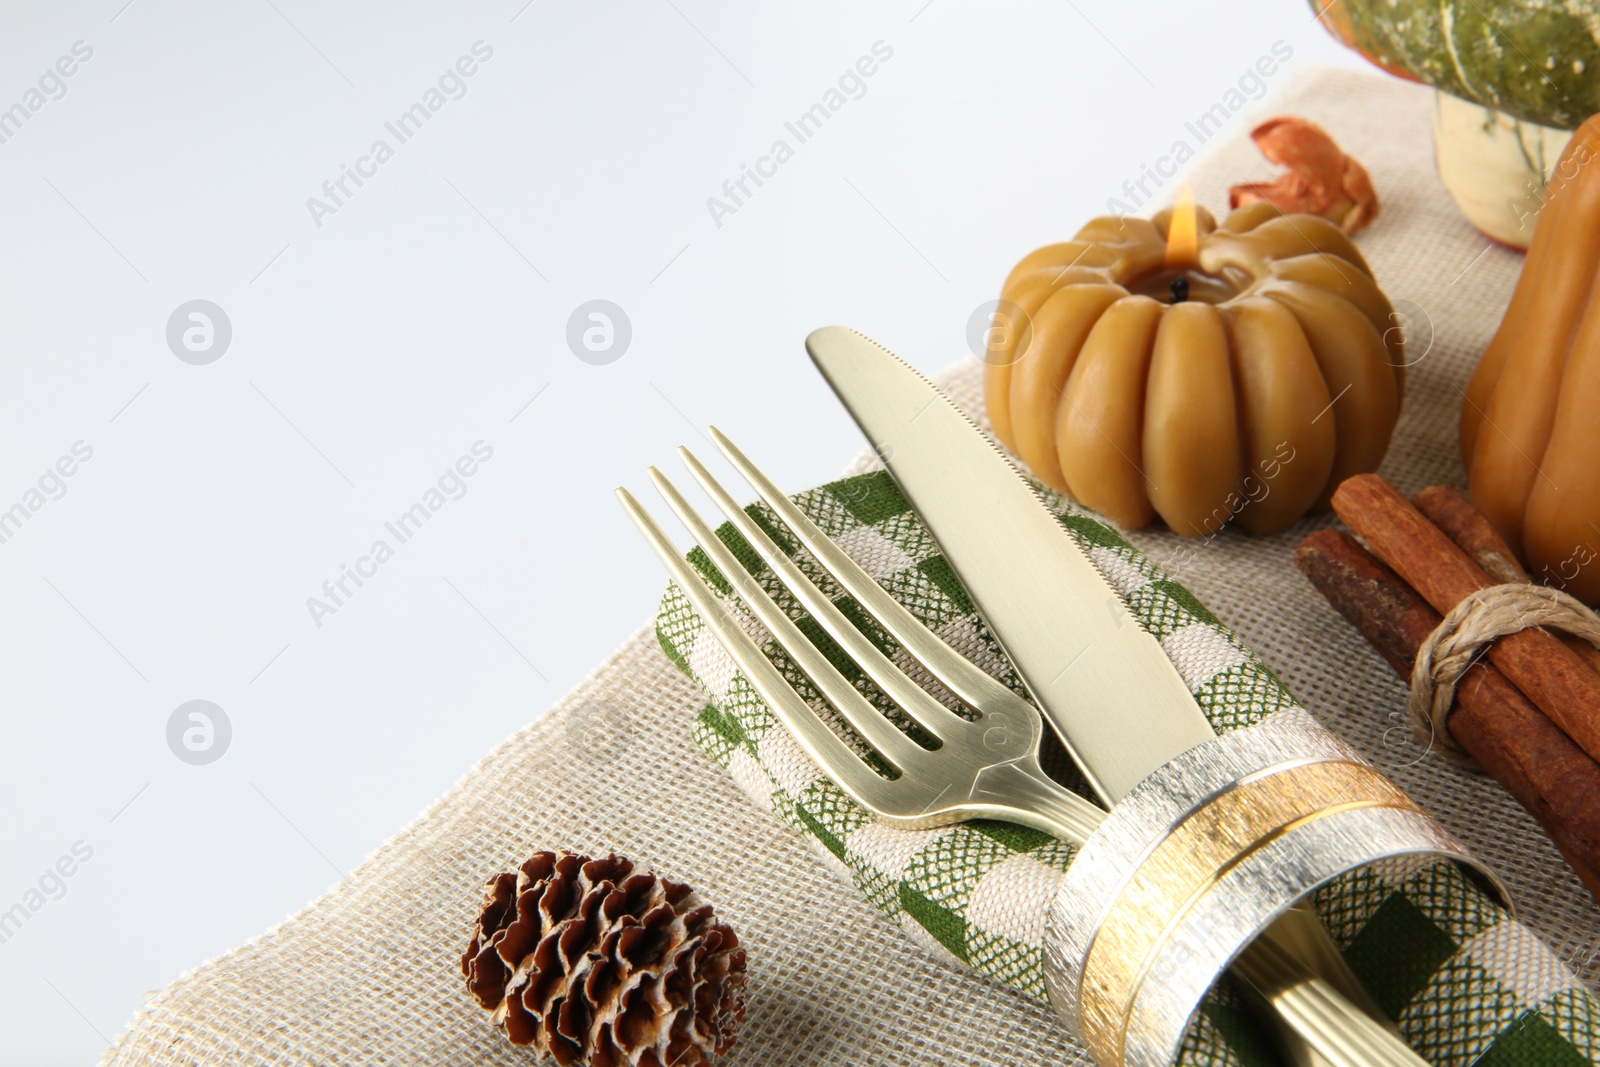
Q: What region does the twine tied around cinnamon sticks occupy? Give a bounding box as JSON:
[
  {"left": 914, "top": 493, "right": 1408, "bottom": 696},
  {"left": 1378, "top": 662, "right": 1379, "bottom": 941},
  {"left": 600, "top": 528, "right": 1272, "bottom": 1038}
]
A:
[
  {"left": 1297, "top": 474, "right": 1600, "bottom": 905},
  {"left": 1411, "top": 582, "right": 1600, "bottom": 763}
]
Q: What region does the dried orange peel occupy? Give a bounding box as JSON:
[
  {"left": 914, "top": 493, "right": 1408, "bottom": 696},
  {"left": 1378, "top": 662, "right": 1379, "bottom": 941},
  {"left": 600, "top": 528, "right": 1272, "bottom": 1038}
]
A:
[{"left": 1229, "top": 117, "right": 1379, "bottom": 233}]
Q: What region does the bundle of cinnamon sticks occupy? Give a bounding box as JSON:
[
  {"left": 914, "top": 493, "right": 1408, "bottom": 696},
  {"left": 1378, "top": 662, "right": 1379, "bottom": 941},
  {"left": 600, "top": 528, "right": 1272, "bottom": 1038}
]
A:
[{"left": 1296, "top": 473, "right": 1600, "bottom": 903}]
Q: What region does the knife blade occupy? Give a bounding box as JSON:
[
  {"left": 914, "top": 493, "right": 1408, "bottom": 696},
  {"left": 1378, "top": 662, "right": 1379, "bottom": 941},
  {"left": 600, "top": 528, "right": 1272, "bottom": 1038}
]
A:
[
  {"left": 806, "top": 324, "right": 1429, "bottom": 1067},
  {"left": 806, "top": 324, "right": 1215, "bottom": 804}
]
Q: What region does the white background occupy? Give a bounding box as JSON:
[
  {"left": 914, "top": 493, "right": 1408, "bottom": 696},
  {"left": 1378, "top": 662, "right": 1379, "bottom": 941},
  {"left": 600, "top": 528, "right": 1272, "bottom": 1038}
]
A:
[{"left": 0, "top": 2, "right": 1367, "bottom": 1060}]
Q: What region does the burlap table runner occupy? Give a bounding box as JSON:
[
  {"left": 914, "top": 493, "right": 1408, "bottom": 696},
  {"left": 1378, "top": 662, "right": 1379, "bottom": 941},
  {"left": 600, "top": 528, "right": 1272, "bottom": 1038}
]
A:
[{"left": 103, "top": 67, "right": 1600, "bottom": 1067}]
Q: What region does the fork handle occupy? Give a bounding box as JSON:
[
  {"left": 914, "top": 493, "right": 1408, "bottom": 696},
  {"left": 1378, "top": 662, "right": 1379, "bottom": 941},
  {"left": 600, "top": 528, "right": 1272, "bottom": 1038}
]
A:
[
  {"left": 1235, "top": 917, "right": 1429, "bottom": 1067},
  {"left": 1019, "top": 773, "right": 1431, "bottom": 1067}
]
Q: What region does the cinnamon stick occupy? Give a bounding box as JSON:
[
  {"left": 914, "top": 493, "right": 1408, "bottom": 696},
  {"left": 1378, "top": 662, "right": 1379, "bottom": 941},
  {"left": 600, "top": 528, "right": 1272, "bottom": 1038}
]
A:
[
  {"left": 1412, "top": 485, "right": 1600, "bottom": 678},
  {"left": 1296, "top": 529, "right": 1600, "bottom": 903},
  {"left": 1332, "top": 474, "right": 1600, "bottom": 765},
  {"left": 1410, "top": 486, "right": 1526, "bottom": 584}
]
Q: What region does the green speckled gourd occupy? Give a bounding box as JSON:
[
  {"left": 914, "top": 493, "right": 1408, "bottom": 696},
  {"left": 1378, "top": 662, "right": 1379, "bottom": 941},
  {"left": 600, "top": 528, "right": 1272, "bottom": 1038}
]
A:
[{"left": 1314, "top": 0, "right": 1600, "bottom": 131}]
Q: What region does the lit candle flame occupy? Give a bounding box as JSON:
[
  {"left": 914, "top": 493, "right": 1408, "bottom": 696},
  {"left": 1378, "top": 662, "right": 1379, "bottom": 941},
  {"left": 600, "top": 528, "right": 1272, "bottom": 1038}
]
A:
[{"left": 1165, "top": 184, "right": 1198, "bottom": 269}]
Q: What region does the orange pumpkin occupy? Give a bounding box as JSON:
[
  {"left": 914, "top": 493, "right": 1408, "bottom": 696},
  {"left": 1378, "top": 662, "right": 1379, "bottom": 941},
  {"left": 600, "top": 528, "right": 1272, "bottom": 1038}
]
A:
[
  {"left": 1461, "top": 113, "right": 1600, "bottom": 601},
  {"left": 985, "top": 202, "right": 1405, "bottom": 536}
]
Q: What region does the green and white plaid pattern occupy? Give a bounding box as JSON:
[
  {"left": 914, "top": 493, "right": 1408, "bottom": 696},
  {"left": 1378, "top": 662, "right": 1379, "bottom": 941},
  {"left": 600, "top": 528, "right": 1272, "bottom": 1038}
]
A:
[{"left": 654, "top": 469, "right": 1600, "bottom": 1066}]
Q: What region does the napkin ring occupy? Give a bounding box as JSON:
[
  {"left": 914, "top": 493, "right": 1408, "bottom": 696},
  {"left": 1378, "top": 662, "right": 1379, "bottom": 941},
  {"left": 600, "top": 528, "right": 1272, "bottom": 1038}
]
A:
[{"left": 1042, "top": 710, "right": 1507, "bottom": 1067}]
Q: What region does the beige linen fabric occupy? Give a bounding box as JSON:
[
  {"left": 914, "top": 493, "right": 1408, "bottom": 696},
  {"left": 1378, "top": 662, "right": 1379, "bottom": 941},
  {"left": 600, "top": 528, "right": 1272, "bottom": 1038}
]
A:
[{"left": 102, "top": 67, "right": 1600, "bottom": 1067}]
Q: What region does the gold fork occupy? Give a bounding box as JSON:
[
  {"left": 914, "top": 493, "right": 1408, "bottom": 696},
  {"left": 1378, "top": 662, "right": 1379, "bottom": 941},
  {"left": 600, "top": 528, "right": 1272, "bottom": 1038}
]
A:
[{"left": 618, "top": 429, "right": 1426, "bottom": 1067}]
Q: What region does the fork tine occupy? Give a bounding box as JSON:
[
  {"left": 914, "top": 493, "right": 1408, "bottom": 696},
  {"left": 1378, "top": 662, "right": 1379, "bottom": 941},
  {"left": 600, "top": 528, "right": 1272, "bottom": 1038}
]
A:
[
  {"left": 708, "top": 426, "right": 1022, "bottom": 713},
  {"left": 676, "top": 445, "right": 967, "bottom": 741},
  {"left": 616, "top": 486, "right": 899, "bottom": 810},
  {"left": 622, "top": 478, "right": 1105, "bottom": 845},
  {"left": 644, "top": 467, "right": 928, "bottom": 767}
]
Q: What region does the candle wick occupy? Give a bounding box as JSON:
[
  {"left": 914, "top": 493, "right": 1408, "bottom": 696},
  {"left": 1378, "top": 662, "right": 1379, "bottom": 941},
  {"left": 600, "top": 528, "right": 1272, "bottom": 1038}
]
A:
[{"left": 1170, "top": 276, "right": 1189, "bottom": 304}]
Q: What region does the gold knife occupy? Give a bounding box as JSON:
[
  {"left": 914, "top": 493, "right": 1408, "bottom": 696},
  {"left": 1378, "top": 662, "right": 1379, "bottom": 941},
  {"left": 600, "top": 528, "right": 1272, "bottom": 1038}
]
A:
[{"left": 805, "top": 325, "right": 1426, "bottom": 1067}]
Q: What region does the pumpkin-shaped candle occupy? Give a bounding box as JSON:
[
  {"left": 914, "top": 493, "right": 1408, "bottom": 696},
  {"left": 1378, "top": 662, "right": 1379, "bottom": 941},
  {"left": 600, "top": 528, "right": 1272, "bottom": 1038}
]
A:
[
  {"left": 1460, "top": 114, "right": 1600, "bottom": 602},
  {"left": 985, "top": 199, "right": 1404, "bottom": 536}
]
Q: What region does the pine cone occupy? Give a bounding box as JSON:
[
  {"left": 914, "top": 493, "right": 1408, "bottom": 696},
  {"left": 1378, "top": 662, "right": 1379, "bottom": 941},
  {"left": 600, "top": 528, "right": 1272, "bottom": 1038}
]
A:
[{"left": 462, "top": 850, "right": 747, "bottom": 1066}]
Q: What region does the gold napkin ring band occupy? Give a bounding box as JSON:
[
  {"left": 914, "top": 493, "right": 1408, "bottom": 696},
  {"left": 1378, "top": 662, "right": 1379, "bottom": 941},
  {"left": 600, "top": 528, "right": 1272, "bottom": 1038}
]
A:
[{"left": 1042, "top": 710, "right": 1506, "bottom": 1067}]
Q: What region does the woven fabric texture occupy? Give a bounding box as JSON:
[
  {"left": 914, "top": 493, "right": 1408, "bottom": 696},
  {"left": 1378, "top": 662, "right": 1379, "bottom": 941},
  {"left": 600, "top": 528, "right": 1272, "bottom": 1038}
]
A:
[
  {"left": 658, "top": 467, "right": 1600, "bottom": 1065},
  {"left": 102, "top": 67, "right": 1600, "bottom": 1067}
]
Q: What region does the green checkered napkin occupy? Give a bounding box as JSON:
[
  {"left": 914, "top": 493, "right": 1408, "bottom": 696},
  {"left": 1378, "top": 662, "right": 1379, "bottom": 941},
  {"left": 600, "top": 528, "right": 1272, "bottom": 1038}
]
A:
[{"left": 654, "top": 469, "right": 1600, "bottom": 1066}]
